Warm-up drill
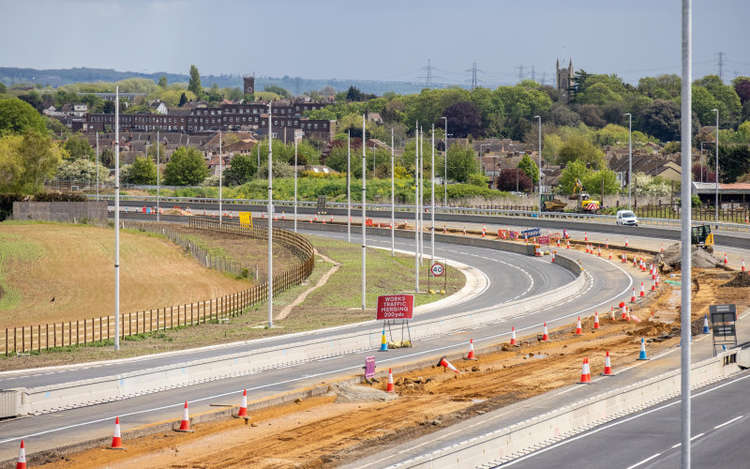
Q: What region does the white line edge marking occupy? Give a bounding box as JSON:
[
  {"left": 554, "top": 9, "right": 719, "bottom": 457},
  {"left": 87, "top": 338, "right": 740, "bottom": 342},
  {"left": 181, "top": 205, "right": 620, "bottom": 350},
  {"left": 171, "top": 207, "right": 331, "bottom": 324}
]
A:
[
  {"left": 714, "top": 415, "right": 743, "bottom": 429},
  {"left": 626, "top": 452, "right": 662, "bottom": 469}
]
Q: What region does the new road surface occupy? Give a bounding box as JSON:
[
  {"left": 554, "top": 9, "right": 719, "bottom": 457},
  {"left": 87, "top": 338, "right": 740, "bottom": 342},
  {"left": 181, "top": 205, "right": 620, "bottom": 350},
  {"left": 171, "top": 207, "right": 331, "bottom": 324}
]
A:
[{"left": 0, "top": 223, "right": 639, "bottom": 461}]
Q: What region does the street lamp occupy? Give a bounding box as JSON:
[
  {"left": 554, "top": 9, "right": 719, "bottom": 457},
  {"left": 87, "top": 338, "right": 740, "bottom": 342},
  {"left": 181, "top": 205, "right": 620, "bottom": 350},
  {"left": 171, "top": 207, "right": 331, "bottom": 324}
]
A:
[
  {"left": 441, "top": 116, "right": 448, "bottom": 206},
  {"left": 534, "top": 115, "right": 542, "bottom": 215},
  {"left": 625, "top": 113, "right": 632, "bottom": 209},
  {"left": 712, "top": 108, "right": 719, "bottom": 223}
]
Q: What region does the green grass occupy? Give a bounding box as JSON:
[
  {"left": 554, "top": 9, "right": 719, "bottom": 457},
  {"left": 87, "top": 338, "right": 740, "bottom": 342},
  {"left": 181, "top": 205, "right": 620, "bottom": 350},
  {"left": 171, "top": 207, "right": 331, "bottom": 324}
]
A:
[{"left": 0, "top": 232, "right": 44, "bottom": 311}]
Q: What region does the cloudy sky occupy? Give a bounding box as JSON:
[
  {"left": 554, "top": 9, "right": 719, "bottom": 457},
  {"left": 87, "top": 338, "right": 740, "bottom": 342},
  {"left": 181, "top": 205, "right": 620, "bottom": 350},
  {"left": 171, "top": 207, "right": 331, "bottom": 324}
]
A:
[{"left": 1, "top": 0, "right": 748, "bottom": 85}]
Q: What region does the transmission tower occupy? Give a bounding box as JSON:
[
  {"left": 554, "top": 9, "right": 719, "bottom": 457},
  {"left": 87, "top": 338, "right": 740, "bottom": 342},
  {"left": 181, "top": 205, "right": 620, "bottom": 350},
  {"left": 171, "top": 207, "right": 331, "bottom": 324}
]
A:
[
  {"left": 516, "top": 65, "right": 525, "bottom": 82},
  {"left": 465, "top": 61, "right": 480, "bottom": 89},
  {"left": 418, "top": 58, "right": 434, "bottom": 88},
  {"left": 531, "top": 65, "right": 536, "bottom": 82}
]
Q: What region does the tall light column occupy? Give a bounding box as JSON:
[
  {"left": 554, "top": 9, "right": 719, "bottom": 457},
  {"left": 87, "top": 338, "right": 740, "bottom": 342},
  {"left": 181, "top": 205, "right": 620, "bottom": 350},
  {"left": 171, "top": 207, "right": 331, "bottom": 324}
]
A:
[
  {"left": 219, "top": 131, "right": 223, "bottom": 226},
  {"left": 95, "top": 132, "right": 99, "bottom": 201},
  {"left": 419, "top": 126, "right": 424, "bottom": 265},
  {"left": 294, "top": 137, "right": 298, "bottom": 233},
  {"left": 347, "top": 131, "right": 351, "bottom": 243},
  {"left": 713, "top": 108, "right": 719, "bottom": 223},
  {"left": 625, "top": 113, "right": 633, "bottom": 209},
  {"left": 114, "top": 86, "right": 120, "bottom": 351},
  {"left": 680, "top": 0, "right": 692, "bottom": 466},
  {"left": 414, "top": 123, "right": 420, "bottom": 293},
  {"left": 361, "top": 115, "right": 367, "bottom": 312},
  {"left": 441, "top": 116, "right": 448, "bottom": 207},
  {"left": 534, "top": 115, "right": 542, "bottom": 215},
  {"left": 267, "top": 103, "right": 274, "bottom": 328},
  {"left": 430, "top": 125, "right": 435, "bottom": 261},
  {"left": 156, "top": 130, "right": 160, "bottom": 223},
  {"left": 391, "top": 128, "right": 395, "bottom": 256}
]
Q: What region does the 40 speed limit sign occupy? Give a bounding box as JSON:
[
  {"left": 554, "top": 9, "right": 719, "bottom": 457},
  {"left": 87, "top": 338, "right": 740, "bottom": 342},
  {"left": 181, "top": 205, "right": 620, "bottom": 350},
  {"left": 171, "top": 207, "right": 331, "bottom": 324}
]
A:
[{"left": 430, "top": 262, "right": 444, "bottom": 277}]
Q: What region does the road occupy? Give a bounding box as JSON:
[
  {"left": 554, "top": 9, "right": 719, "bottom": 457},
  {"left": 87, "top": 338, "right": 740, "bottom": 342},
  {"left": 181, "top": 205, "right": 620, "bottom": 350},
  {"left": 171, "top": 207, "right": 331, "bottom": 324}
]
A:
[
  {"left": 0, "top": 225, "right": 640, "bottom": 461},
  {"left": 500, "top": 370, "right": 750, "bottom": 469}
]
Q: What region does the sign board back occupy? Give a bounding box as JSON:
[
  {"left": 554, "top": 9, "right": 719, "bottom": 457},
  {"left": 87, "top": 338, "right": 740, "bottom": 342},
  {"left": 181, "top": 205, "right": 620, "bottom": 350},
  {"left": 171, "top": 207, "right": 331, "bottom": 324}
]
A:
[
  {"left": 364, "top": 356, "right": 376, "bottom": 379},
  {"left": 377, "top": 294, "right": 414, "bottom": 320},
  {"left": 239, "top": 211, "right": 253, "bottom": 228}
]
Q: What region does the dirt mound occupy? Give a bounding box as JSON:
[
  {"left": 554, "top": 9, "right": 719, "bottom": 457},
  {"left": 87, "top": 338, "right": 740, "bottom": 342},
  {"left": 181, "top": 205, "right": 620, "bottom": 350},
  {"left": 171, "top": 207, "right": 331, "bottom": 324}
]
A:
[
  {"left": 327, "top": 384, "right": 398, "bottom": 403},
  {"left": 722, "top": 271, "right": 750, "bottom": 288},
  {"left": 656, "top": 243, "right": 721, "bottom": 272}
]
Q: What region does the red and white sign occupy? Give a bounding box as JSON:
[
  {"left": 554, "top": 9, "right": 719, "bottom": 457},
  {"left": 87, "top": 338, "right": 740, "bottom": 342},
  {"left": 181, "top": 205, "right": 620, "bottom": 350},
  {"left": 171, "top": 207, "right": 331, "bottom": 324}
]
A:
[
  {"left": 431, "top": 262, "right": 444, "bottom": 277},
  {"left": 377, "top": 294, "right": 414, "bottom": 320}
]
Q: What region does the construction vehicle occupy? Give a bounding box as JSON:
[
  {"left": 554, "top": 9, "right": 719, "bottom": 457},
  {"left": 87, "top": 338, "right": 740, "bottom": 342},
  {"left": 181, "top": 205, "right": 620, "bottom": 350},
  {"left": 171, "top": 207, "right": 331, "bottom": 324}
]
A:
[
  {"left": 691, "top": 224, "right": 714, "bottom": 252},
  {"left": 571, "top": 179, "right": 600, "bottom": 213},
  {"left": 541, "top": 194, "right": 566, "bottom": 212}
]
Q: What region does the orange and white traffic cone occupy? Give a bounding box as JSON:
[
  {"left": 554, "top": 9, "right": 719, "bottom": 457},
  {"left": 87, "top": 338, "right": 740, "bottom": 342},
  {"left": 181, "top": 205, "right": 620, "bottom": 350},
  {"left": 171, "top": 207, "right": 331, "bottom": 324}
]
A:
[
  {"left": 605, "top": 239, "right": 609, "bottom": 249},
  {"left": 625, "top": 238, "right": 629, "bottom": 247},
  {"left": 437, "top": 356, "right": 461, "bottom": 374},
  {"left": 603, "top": 351, "right": 613, "bottom": 376},
  {"left": 724, "top": 253, "right": 729, "bottom": 265},
  {"left": 584, "top": 232, "right": 588, "bottom": 242},
  {"left": 597, "top": 246, "right": 601, "bottom": 257},
  {"left": 466, "top": 339, "right": 477, "bottom": 360},
  {"left": 109, "top": 416, "right": 124, "bottom": 449},
  {"left": 594, "top": 311, "right": 600, "bottom": 329},
  {"left": 621, "top": 254, "right": 627, "bottom": 263},
  {"left": 236, "top": 389, "right": 248, "bottom": 418},
  {"left": 579, "top": 357, "right": 592, "bottom": 383},
  {"left": 542, "top": 322, "right": 549, "bottom": 341},
  {"left": 610, "top": 306, "right": 616, "bottom": 321},
  {"left": 566, "top": 240, "right": 570, "bottom": 249},
  {"left": 510, "top": 327, "right": 517, "bottom": 346},
  {"left": 620, "top": 301, "right": 628, "bottom": 320},
  {"left": 482, "top": 225, "right": 486, "bottom": 238},
  {"left": 443, "top": 226, "right": 447, "bottom": 234},
  {"left": 742, "top": 260, "right": 746, "bottom": 272},
  {"left": 651, "top": 280, "right": 656, "bottom": 292},
  {"left": 551, "top": 250, "right": 556, "bottom": 263},
  {"left": 639, "top": 282, "right": 645, "bottom": 297},
  {"left": 463, "top": 226, "right": 467, "bottom": 236},
  {"left": 16, "top": 440, "right": 26, "bottom": 469},
  {"left": 386, "top": 368, "right": 395, "bottom": 392},
  {"left": 176, "top": 401, "right": 192, "bottom": 432},
  {"left": 631, "top": 288, "right": 636, "bottom": 303},
  {"left": 575, "top": 316, "right": 582, "bottom": 335}
]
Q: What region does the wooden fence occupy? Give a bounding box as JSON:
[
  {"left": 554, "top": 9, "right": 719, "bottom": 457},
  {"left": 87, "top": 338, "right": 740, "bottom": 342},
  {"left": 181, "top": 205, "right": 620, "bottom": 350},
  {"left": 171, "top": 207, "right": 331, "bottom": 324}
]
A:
[{"left": 2, "top": 217, "right": 315, "bottom": 355}]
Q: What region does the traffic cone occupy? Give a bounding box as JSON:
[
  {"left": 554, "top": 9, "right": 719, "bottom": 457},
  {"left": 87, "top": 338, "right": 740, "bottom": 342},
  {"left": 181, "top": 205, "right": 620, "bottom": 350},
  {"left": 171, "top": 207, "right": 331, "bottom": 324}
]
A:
[
  {"left": 608, "top": 252, "right": 612, "bottom": 260},
  {"left": 625, "top": 238, "right": 629, "bottom": 247},
  {"left": 610, "top": 306, "right": 616, "bottom": 321},
  {"left": 380, "top": 328, "right": 388, "bottom": 352},
  {"left": 443, "top": 225, "right": 447, "bottom": 234},
  {"left": 541, "top": 322, "right": 549, "bottom": 341},
  {"left": 386, "top": 368, "right": 395, "bottom": 392},
  {"left": 584, "top": 232, "right": 588, "bottom": 242},
  {"left": 620, "top": 301, "right": 628, "bottom": 320},
  {"left": 639, "top": 282, "right": 645, "bottom": 297},
  {"left": 551, "top": 251, "right": 556, "bottom": 263},
  {"left": 466, "top": 339, "right": 477, "bottom": 360},
  {"left": 651, "top": 280, "right": 656, "bottom": 292},
  {"left": 638, "top": 338, "right": 649, "bottom": 360},
  {"left": 176, "top": 401, "right": 192, "bottom": 432},
  {"left": 724, "top": 253, "right": 728, "bottom": 265},
  {"left": 510, "top": 327, "right": 517, "bottom": 346},
  {"left": 437, "top": 356, "right": 460, "bottom": 374},
  {"left": 579, "top": 357, "right": 591, "bottom": 383},
  {"left": 703, "top": 315, "right": 710, "bottom": 334},
  {"left": 597, "top": 246, "right": 601, "bottom": 257},
  {"left": 742, "top": 260, "right": 746, "bottom": 272},
  {"left": 463, "top": 226, "right": 467, "bottom": 236},
  {"left": 566, "top": 240, "right": 570, "bottom": 249},
  {"left": 621, "top": 253, "right": 626, "bottom": 263},
  {"left": 575, "top": 316, "right": 582, "bottom": 335},
  {"left": 631, "top": 288, "right": 636, "bottom": 303},
  {"left": 655, "top": 275, "right": 660, "bottom": 288},
  {"left": 603, "top": 351, "right": 613, "bottom": 376},
  {"left": 109, "top": 416, "right": 124, "bottom": 449},
  {"left": 482, "top": 225, "right": 486, "bottom": 238},
  {"left": 594, "top": 311, "right": 600, "bottom": 329},
  {"left": 16, "top": 440, "right": 26, "bottom": 469},
  {"left": 605, "top": 239, "right": 609, "bottom": 249},
  {"left": 236, "top": 389, "right": 248, "bottom": 418}
]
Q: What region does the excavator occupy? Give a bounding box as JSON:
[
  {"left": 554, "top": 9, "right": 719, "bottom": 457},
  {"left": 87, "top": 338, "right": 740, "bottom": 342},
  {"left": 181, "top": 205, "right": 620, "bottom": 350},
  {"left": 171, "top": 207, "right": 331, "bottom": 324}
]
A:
[
  {"left": 570, "top": 179, "right": 601, "bottom": 213},
  {"left": 691, "top": 224, "right": 715, "bottom": 252}
]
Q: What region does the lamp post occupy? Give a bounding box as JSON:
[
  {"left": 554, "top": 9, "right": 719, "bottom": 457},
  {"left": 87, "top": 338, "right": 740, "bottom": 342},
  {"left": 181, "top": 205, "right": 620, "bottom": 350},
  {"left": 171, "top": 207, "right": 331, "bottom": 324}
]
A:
[
  {"left": 414, "top": 123, "right": 420, "bottom": 293},
  {"left": 712, "top": 108, "right": 719, "bottom": 223},
  {"left": 114, "top": 86, "right": 120, "bottom": 351},
  {"left": 294, "top": 137, "right": 298, "bottom": 233},
  {"left": 347, "top": 131, "right": 351, "bottom": 243},
  {"left": 625, "top": 113, "right": 632, "bottom": 209},
  {"left": 441, "top": 116, "right": 448, "bottom": 207},
  {"left": 361, "top": 115, "right": 367, "bottom": 312},
  {"left": 534, "top": 115, "right": 542, "bottom": 215},
  {"left": 267, "top": 103, "right": 273, "bottom": 328},
  {"left": 219, "top": 131, "right": 222, "bottom": 226},
  {"left": 391, "top": 128, "right": 395, "bottom": 256},
  {"left": 431, "top": 125, "right": 435, "bottom": 261},
  {"left": 95, "top": 132, "right": 99, "bottom": 201},
  {"left": 156, "top": 130, "right": 160, "bottom": 223}
]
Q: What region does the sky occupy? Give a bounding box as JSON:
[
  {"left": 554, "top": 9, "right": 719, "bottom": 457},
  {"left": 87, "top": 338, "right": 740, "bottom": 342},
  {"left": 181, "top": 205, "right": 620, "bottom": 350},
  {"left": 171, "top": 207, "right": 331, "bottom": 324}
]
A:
[{"left": 1, "top": 0, "right": 748, "bottom": 85}]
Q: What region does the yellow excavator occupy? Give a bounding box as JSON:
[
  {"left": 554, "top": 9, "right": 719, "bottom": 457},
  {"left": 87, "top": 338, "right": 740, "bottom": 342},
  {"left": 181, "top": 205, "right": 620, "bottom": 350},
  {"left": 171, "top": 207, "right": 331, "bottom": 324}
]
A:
[
  {"left": 691, "top": 224, "right": 714, "bottom": 252},
  {"left": 571, "top": 179, "right": 600, "bottom": 213}
]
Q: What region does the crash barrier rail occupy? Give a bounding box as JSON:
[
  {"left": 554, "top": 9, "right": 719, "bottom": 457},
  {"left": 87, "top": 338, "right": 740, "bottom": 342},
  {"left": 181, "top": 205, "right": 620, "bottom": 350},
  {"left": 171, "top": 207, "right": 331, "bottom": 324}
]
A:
[
  {"left": 398, "top": 348, "right": 741, "bottom": 468},
  {"left": 0, "top": 217, "right": 314, "bottom": 356},
  {"left": 89, "top": 194, "right": 750, "bottom": 233},
  {"left": 4, "top": 231, "right": 586, "bottom": 416}
]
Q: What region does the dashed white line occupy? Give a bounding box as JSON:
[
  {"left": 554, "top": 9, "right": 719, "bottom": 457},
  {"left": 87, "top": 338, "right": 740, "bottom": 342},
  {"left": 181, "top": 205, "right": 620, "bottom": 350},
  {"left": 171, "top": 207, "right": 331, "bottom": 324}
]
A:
[
  {"left": 714, "top": 415, "right": 743, "bottom": 429},
  {"left": 626, "top": 452, "right": 662, "bottom": 469}
]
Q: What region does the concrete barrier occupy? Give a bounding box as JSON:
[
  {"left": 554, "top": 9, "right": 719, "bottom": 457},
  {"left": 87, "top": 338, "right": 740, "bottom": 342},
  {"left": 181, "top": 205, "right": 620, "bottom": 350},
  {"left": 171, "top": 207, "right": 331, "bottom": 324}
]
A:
[{"left": 396, "top": 349, "right": 741, "bottom": 468}]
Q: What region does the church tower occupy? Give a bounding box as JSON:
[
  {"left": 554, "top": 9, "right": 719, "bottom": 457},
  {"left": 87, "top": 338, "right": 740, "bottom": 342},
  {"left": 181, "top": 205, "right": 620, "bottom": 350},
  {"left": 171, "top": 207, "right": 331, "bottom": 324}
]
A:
[
  {"left": 243, "top": 75, "right": 255, "bottom": 95},
  {"left": 556, "top": 58, "right": 574, "bottom": 102}
]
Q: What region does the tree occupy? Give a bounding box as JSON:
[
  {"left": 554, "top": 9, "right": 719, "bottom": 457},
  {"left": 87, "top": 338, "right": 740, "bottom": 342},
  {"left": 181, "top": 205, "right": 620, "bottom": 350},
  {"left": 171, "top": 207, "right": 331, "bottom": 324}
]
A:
[
  {"left": 583, "top": 168, "right": 620, "bottom": 196},
  {"left": 558, "top": 159, "right": 592, "bottom": 194},
  {"left": 2, "top": 130, "right": 65, "bottom": 193},
  {"left": 100, "top": 147, "right": 114, "bottom": 168},
  {"left": 716, "top": 144, "right": 750, "bottom": 183},
  {"left": 223, "top": 153, "right": 257, "bottom": 185},
  {"left": 125, "top": 155, "right": 157, "bottom": 184},
  {"left": 0, "top": 97, "right": 47, "bottom": 135},
  {"left": 55, "top": 158, "right": 108, "bottom": 184},
  {"left": 0, "top": 82, "right": 6, "bottom": 94},
  {"left": 495, "top": 168, "right": 532, "bottom": 192},
  {"left": 263, "top": 85, "right": 290, "bottom": 98},
  {"left": 446, "top": 143, "right": 478, "bottom": 183},
  {"left": 164, "top": 146, "right": 208, "bottom": 185},
  {"left": 63, "top": 133, "right": 94, "bottom": 160},
  {"left": 517, "top": 154, "right": 539, "bottom": 184},
  {"left": 179, "top": 92, "right": 188, "bottom": 107},
  {"left": 158, "top": 76, "right": 167, "bottom": 88},
  {"left": 0, "top": 134, "right": 23, "bottom": 192},
  {"left": 733, "top": 76, "right": 750, "bottom": 104},
  {"left": 345, "top": 86, "right": 376, "bottom": 102},
  {"left": 442, "top": 101, "right": 482, "bottom": 137},
  {"left": 188, "top": 65, "right": 202, "bottom": 97},
  {"left": 102, "top": 100, "right": 115, "bottom": 114},
  {"left": 557, "top": 135, "right": 605, "bottom": 169},
  {"left": 640, "top": 99, "right": 681, "bottom": 142}
]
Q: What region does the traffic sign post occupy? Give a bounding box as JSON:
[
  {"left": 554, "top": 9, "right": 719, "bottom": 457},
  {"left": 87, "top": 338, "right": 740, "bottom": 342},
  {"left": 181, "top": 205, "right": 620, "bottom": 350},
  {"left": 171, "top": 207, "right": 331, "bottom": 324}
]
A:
[
  {"left": 428, "top": 261, "right": 444, "bottom": 293},
  {"left": 709, "top": 304, "right": 737, "bottom": 355}
]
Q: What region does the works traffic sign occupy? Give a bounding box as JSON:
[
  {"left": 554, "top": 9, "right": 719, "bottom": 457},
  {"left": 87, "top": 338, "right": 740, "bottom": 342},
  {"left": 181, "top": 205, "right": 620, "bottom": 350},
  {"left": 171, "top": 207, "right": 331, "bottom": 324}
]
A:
[
  {"left": 377, "top": 294, "right": 414, "bottom": 320},
  {"left": 430, "top": 262, "right": 444, "bottom": 277}
]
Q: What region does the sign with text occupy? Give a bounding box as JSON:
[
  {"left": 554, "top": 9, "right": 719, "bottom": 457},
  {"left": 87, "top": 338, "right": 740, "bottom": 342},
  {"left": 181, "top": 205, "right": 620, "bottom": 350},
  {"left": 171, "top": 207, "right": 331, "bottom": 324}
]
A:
[
  {"left": 239, "top": 211, "right": 253, "bottom": 228},
  {"left": 377, "top": 294, "right": 414, "bottom": 320},
  {"left": 431, "top": 262, "right": 444, "bottom": 277},
  {"left": 364, "top": 356, "right": 376, "bottom": 379},
  {"left": 521, "top": 228, "right": 541, "bottom": 239}
]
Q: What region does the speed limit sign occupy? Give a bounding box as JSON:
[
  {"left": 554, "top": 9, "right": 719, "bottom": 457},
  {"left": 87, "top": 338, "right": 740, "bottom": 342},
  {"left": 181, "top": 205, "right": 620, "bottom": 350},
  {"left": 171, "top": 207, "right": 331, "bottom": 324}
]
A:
[{"left": 431, "top": 262, "right": 444, "bottom": 277}]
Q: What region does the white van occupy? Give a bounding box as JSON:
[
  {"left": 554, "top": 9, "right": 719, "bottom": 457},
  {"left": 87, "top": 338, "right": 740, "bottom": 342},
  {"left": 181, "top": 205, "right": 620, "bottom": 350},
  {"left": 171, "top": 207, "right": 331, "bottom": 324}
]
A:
[{"left": 616, "top": 210, "right": 639, "bottom": 226}]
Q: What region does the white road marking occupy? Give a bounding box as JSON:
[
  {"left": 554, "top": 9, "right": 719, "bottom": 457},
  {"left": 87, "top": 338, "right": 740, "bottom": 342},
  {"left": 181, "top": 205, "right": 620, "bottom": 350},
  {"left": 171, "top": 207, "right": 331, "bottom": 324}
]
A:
[
  {"left": 690, "top": 432, "right": 704, "bottom": 441},
  {"left": 714, "top": 415, "right": 743, "bottom": 429},
  {"left": 626, "top": 452, "right": 662, "bottom": 469}
]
